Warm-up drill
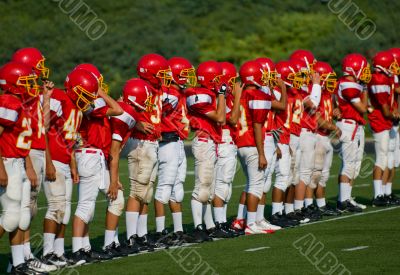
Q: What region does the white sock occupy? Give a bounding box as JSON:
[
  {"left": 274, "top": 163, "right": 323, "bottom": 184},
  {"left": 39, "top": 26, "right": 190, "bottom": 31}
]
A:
[
  {"left": 126, "top": 211, "right": 139, "bottom": 238},
  {"left": 373, "top": 180, "right": 383, "bottom": 198},
  {"left": 316, "top": 198, "right": 326, "bottom": 208},
  {"left": 271, "top": 202, "right": 283, "bottom": 215},
  {"left": 294, "top": 200, "right": 304, "bottom": 210},
  {"left": 386, "top": 182, "right": 392, "bottom": 195},
  {"left": 172, "top": 212, "right": 183, "bottom": 232},
  {"left": 348, "top": 185, "right": 353, "bottom": 200},
  {"left": 54, "top": 238, "right": 64, "bottom": 257},
  {"left": 104, "top": 230, "right": 115, "bottom": 248},
  {"left": 304, "top": 198, "right": 314, "bottom": 207},
  {"left": 213, "top": 207, "right": 224, "bottom": 223},
  {"left": 82, "top": 236, "right": 91, "bottom": 251},
  {"left": 114, "top": 227, "right": 120, "bottom": 244},
  {"left": 11, "top": 245, "right": 24, "bottom": 267},
  {"left": 191, "top": 200, "right": 203, "bottom": 228},
  {"left": 43, "top": 233, "right": 55, "bottom": 256},
  {"left": 340, "top": 183, "right": 350, "bottom": 202},
  {"left": 23, "top": 242, "right": 32, "bottom": 260},
  {"left": 381, "top": 184, "right": 386, "bottom": 196},
  {"left": 72, "top": 237, "right": 83, "bottom": 253},
  {"left": 247, "top": 212, "right": 257, "bottom": 225},
  {"left": 137, "top": 214, "right": 148, "bottom": 237},
  {"left": 285, "top": 203, "right": 294, "bottom": 214},
  {"left": 237, "top": 204, "right": 245, "bottom": 219},
  {"left": 256, "top": 204, "right": 265, "bottom": 221},
  {"left": 223, "top": 204, "right": 228, "bottom": 223},
  {"left": 155, "top": 216, "right": 165, "bottom": 233},
  {"left": 203, "top": 204, "right": 215, "bottom": 229}
]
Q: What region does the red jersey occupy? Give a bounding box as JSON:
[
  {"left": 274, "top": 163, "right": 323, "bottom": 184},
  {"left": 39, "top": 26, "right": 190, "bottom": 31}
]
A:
[
  {"left": 236, "top": 88, "right": 272, "bottom": 148},
  {"left": 222, "top": 91, "right": 239, "bottom": 143},
  {"left": 317, "top": 92, "right": 333, "bottom": 136},
  {"left": 273, "top": 87, "right": 292, "bottom": 144},
  {"left": 390, "top": 75, "right": 399, "bottom": 113},
  {"left": 0, "top": 94, "right": 32, "bottom": 158},
  {"left": 300, "top": 85, "right": 318, "bottom": 131},
  {"left": 186, "top": 87, "right": 222, "bottom": 143},
  {"left": 48, "top": 88, "right": 83, "bottom": 164},
  {"left": 289, "top": 88, "right": 303, "bottom": 136},
  {"left": 367, "top": 72, "right": 393, "bottom": 133},
  {"left": 264, "top": 90, "right": 276, "bottom": 133},
  {"left": 161, "top": 85, "right": 189, "bottom": 140},
  {"left": 131, "top": 87, "right": 161, "bottom": 141},
  {"left": 111, "top": 102, "right": 137, "bottom": 146},
  {"left": 27, "top": 96, "right": 46, "bottom": 150},
  {"left": 78, "top": 97, "right": 111, "bottom": 159},
  {"left": 336, "top": 77, "right": 365, "bottom": 125}
]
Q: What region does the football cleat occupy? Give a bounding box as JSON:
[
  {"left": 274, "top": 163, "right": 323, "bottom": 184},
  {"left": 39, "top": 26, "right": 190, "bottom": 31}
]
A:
[
  {"left": 192, "top": 225, "right": 213, "bottom": 243},
  {"left": 269, "top": 213, "right": 299, "bottom": 228},
  {"left": 372, "top": 195, "right": 389, "bottom": 207},
  {"left": 318, "top": 205, "right": 341, "bottom": 216},
  {"left": 84, "top": 249, "right": 112, "bottom": 263},
  {"left": 231, "top": 218, "right": 245, "bottom": 231},
  {"left": 136, "top": 234, "right": 157, "bottom": 252},
  {"left": 221, "top": 222, "right": 241, "bottom": 237},
  {"left": 286, "top": 210, "right": 310, "bottom": 224},
  {"left": 170, "top": 231, "right": 197, "bottom": 245},
  {"left": 11, "top": 262, "right": 48, "bottom": 275},
  {"left": 349, "top": 198, "right": 367, "bottom": 209},
  {"left": 125, "top": 235, "right": 140, "bottom": 254},
  {"left": 302, "top": 205, "right": 322, "bottom": 222},
  {"left": 208, "top": 223, "right": 234, "bottom": 239},
  {"left": 41, "top": 253, "right": 67, "bottom": 268},
  {"left": 386, "top": 193, "right": 400, "bottom": 205},
  {"left": 26, "top": 257, "right": 57, "bottom": 273},
  {"left": 103, "top": 242, "right": 130, "bottom": 258},
  {"left": 244, "top": 222, "right": 269, "bottom": 235},
  {"left": 256, "top": 218, "right": 280, "bottom": 233},
  {"left": 337, "top": 200, "right": 363, "bottom": 212},
  {"left": 69, "top": 249, "right": 88, "bottom": 266},
  {"left": 153, "top": 229, "right": 173, "bottom": 247}
]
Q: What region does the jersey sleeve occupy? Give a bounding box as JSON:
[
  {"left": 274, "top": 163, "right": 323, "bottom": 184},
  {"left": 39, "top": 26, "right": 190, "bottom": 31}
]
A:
[
  {"left": 186, "top": 93, "right": 215, "bottom": 115},
  {"left": 49, "top": 89, "right": 64, "bottom": 123},
  {"left": 110, "top": 103, "right": 136, "bottom": 142},
  {"left": 88, "top": 98, "right": 109, "bottom": 118},
  {"left": 248, "top": 92, "right": 272, "bottom": 124},
  {"left": 341, "top": 85, "right": 362, "bottom": 103},
  {"left": 0, "top": 95, "right": 20, "bottom": 127},
  {"left": 162, "top": 91, "right": 180, "bottom": 116}
]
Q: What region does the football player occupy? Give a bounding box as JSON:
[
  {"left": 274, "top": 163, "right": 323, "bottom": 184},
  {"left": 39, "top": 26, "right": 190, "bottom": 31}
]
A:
[
  {"left": 11, "top": 47, "right": 57, "bottom": 272},
  {"left": 236, "top": 60, "right": 273, "bottom": 235},
  {"left": 70, "top": 64, "right": 125, "bottom": 265},
  {"left": 154, "top": 57, "right": 195, "bottom": 244},
  {"left": 185, "top": 60, "right": 227, "bottom": 241},
  {"left": 123, "top": 54, "right": 171, "bottom": 251},
  {"left": 0, "top": 61, "right": 42, "bottom": 274},
  {"left": 41, "top": 69, "right": 98, "bottom": 266},
  {"left": 211, "top": 61, "right": 242, "bottom": 236},
  {"left": 368, "top": 51, "right": 400, "bottom": 206},
  {"left": 304, "top": 61, "right": 341, "bottom": 216},
  {"left": 336, "top": 53, "right": 371, "bottom": 212}
]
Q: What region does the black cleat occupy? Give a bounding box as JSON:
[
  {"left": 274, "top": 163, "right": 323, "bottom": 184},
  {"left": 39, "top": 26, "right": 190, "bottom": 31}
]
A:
[
  {"left": 286, "top": 210, "right": 310, "bottom": 224},
  {"left": 153, "top": 229, "right": 173, "bottom": 247},
  {"left": 136, "top": 234, "right": 157, "bottom": 252},
  {"left": 170, "top": 231, "right": 197, "bottom": 245},
  {"left": 270, "top": 213, "right": 298, "bottom": 228},
  {"left": 84, "top": 249, "right": 112, "bottom": 263},
  {"left": 302, "top": 205, "right": 322, "bottom": 221},
  {"left": 318, "top": 205, "right": 341, "bottom": 216},
  {"left": 11, "top": 263, "right": 47, "bottom": 275},
  {"left": 70, "top": 249, "right": 88, "bottom": 266},
  {"left": 338, "top": 200, "right": 363, "bottom": 212},
  {"left": 103, "top": 242, "right": 130, "bottom": 258},
  {"left": 385, "top": 194, "right": 400, "bottom": 205},
  {"left": 221, "top": 222, "right": 240, "bottom": 237},
  {"left": 372, "top": 195, "right": 389, "bottom": 207},
  {"left": 41, "top": 253, "right": 68, "bottom": 268},
  {"left": 125, "top": 235, "right": 140, "bottom": 254},
  {"left": 208, "top": 223, "right": 233, "bottom": 239},
  {"left": 192, "top": 225, "right": 212, "bottom": 243}
]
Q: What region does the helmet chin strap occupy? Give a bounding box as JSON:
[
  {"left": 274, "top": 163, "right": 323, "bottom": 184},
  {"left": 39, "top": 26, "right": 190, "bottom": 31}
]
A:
[{"left": 375, "top": 65, "right": 392, "bottom": 77}]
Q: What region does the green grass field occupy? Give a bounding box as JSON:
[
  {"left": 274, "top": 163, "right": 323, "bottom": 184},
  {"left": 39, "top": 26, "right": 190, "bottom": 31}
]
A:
[{"left": 1, "top": 153, "right": 400, "bottom": 274}]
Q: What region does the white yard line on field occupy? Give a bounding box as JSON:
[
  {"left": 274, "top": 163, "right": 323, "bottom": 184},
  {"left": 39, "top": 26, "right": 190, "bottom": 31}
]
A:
[
  {"left": 244, "top": 246, "right": 270, "bottom": 252},
  {"left": 342, "top": 246, "right": 369, "bottom": 251}
]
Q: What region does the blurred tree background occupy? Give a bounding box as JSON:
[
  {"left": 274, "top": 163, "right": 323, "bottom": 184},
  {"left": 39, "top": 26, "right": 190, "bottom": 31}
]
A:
[{"left": 0, "top": 0, "right": 399, "bottom": 98}]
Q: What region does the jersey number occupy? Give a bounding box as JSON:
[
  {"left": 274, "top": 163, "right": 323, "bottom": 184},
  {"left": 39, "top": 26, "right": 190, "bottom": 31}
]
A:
[
  {"left": 150, "top": 95, "right": 161, "bottom": 124},
  {"left": 63, "top": 110, "right": 82, "bottom": 140},
  {"left": 16, "top": 118, "right": 33, "bottom": 150},
  {"left": 292, "top": 99, "right": 302, "bottom": 124},
  {"left": 239, "top": 105, "right": 248, "bottom": 136}
]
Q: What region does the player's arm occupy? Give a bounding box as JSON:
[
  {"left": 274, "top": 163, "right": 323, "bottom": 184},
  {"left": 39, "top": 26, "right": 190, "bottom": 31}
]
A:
[
  {"left": 45, "top": 135, "right": 56, "bottom": 181},
  {"left": 381, "top": 103, "right": 400, "bottom": 120},
  {"left": 98, "top": 88, "right": 123, "bottom": 117},
  {"left": 271, "top": 78, "right": 287, "bottom": 111},
  {"left": 0, "top": 126, "right": 7, "bottom": 187},
  {"left": 42, "top": 81, "right": 54, "bottom": 131},
  {"left": 316, "top": 112, "right": 341, "bottom": 138},
  {"left": 108, "top": 140, "right": 121, "bottom": 201},
  {"left": 304, "top": 73, "right": 322, "bottom": 110},
  {"left": 227, "top": 82, "right": 244, "bottom": 126},
  {"left": 70, "top": 151, "right": 79, "bottom": 184},
  {"left": 254, "top": 122, "right": 267, "bottom": 170},
  {"left": 205, "top": 92, "right": 226, "bottom": 124},
  {"left": 25, "top": 155, "right": 38, "bottom": 188}
]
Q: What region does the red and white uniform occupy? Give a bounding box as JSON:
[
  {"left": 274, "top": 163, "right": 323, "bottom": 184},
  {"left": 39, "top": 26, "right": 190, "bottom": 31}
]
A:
[
  {"left": 110, "top": 102, "right": 137, "bottom": 145},
  {"left": 288, "top": 87, "right": 302, "bottom": 186},
  {"left": 389, "top": 75, "right": 400, "bottom": 169},
  {"left": 0, "top": 94, "right": 33, "bottom": 232},
  {"left": 237, "top": 88, "right": 272, "bottom": 199},
  {"left": 263, "top": 89, "right": 277, "bottom": 193},
  {"left": 300, "top": 86, "right": 318, "bottom": 132},
  {"left": 156, "top": 86, "right": 188, "bottom": 205},
  {"left": 186, "top": 87, "right": 221, "bottom": 202},
  {"left": 336, "top": 78, "right": 365, "bottom": 180}
]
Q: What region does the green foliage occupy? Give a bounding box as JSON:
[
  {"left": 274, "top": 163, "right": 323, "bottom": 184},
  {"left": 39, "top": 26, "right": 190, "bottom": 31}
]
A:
[{"left": 0, "top": 0, "right": 399, "bottom": 98}]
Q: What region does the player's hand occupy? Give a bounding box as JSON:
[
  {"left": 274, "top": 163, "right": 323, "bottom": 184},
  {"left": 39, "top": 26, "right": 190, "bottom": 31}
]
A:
[
  {"left": 135, "top": 121, "right": 154, "bottom": 135},
  {"left": 108, "top": 181, "right": 119, "bottom": 201},
  {"left": 26, "top": 166, "right": 38, "bottom": 188},
  {"left": 43, "top": 81, "right": 54, "bottom": 97},
  {"left": 97, "top": 86, "right": 106, "bottom": 97},
  {"left": 45, "top": 162, "right": 56, "bottom": 182},
  {"left": 217, "top": 83, "right": 228, "bottom": 97},
  {"left": 334, "top": 126, "right": 342, "bottom": 139},
  {"left": 310, "top": 72, "right": 321, "bottom": 85},
  {"left": 71, "top": 168, "right": 79, "bottom": 184},
  {"left": 232, "top": 82, "right": 244, "bottom": 97},
  {"left": 276, "top": 77, "right": 285, "bottom": 88},
  {"left": 0, "top": 166, "right": 8, "bottom": 188},
  {"left": 258, "top": 154, "right": 268, "bottom": 170},
  {"left": 276, "top": 146, "right": 282, "bottom": 159},
  {"left": 333, "top": 108, "right": 342, "bottom": 120}
]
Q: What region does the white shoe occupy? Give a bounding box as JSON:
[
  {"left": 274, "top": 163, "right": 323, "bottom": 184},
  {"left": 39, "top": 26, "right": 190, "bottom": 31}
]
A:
[
  {"left": 350, "top": 198, "right": 367, "bottom": 210},
  {"left": 257, "top": 219, "right": 281, "bottom": 233},
  {"left": 27, "top": 257, "right": 58, "bottom": 272},
  {"left": 245, "top": 222, "right": 268, "bottom": 235}
]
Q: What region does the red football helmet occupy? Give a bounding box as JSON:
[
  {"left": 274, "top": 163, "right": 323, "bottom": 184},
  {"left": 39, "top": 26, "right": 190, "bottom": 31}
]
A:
[
  {"left": 313, "top": 61, "right": 337, "bottom": 93},
  {"left": 64, "top": 69, "right": 98, "bottom": 112},
  {"left": 275, "top": 61, "right": 297, "bottom": 87},
  {"left": 255, "top": 57, "right": 277, "bottom": 87},
  {"left": 220, "top": 62, "right": 238, "bottom": 88},
  {"left": 74, "top": 63, "right": 108, "bottom": 93},
  {"left": 288, "top": 58, "right": 309, "bottom": 88},
  {"left": 290, "top": 49, "right": 316, "bottom": 72},
  {"left": 239, "top": 60, "right": 265, "bottom": 87},
  {"left": 137, "top": 53, "right": 172, "bottom": 88},
  {"left": 342, "top": 53, "right": 371, "bottom": 83},
  {"left": 168, "top": 57, "right": 197, "bottom": 87},
  {"left": 0, "top": 61, "right": 40, "bottom": 97},
  {"left": 373, "top": 51, "right": 398, "bottom": 76},
  {"left": 12, "top": 47, "right": 49, "bottom": 80},
  {"left": 388, "top": 48, "right": 400, "bottom": 75},
  {"left": 123, "top": 78, "right": 154, "bottom": 112},
  {"left": 197, "top": 61, "right": 223, "bottom": 90}
]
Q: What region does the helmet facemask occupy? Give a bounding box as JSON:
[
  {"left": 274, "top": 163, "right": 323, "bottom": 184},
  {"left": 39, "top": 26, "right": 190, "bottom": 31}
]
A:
[
  {"left": 156, "top": 68, "right": 173, "bottom": 87},
  {"left": 179, "top": 67, "right": 197, "bottom": 88},
  {"left": 18, "top": 74, "right": 41, "bottom": 97},
  {"left": 359, "top": 65, "right": 372, "bottom": 84},
  {"left": 98, "top": 75, "right": 109, "bottom": 94},
  {"left": 72, "top": 85, "right": 97, "bottom": 112},
  {"left": 36, "top": 58, "right": 50, "bottom": 80},
  {"left": 321, "top": 72, "right": 337, "bottom": 93},
  {"left": 389, "top": 60, "right": 400, "bottom": 75}
]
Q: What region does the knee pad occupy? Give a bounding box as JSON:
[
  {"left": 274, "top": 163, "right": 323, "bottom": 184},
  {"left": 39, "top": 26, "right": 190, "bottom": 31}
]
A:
[
  {"left": 375, "top": 152, "right": 388, "bottom": 171},
  {"left": 247, "top": 183, "right": 263, "bottom": 199},
  {"left": 195, "top": 162, "right": 214, "bottom": 203},
  {"left": 340, "top": 160, "right": 355, "bottom": 180},
  {"left": 75, "top": 199, "right": 96, "bottom": 224},
  {"left": 226, "top": 184, "right": 233, "bottom": 203},
  {"left": 170, "top": 183, "right": 184, "bottom": 203},
  {"left": 130, "top": 181, "right": 154, "bottom": 204},
  {"left": 388, "top": 151, "right": 395, "bottom": 170},
  {"left": 19, "top": 204, "right": 31, "bottom": 231},
  {"left": 263, "top": 176, "right": 272, "bottom": 193},
  {"left": 309, "top": 171, "right": 321, "bottom": 189},
  {"left": 319, "top": 171, "right": 328, "bottom": 188},
  {"left": 0, "top": 211, "right": 20, "bottom": 232},
  {"left": 214, "top": 181, "right": 231, "bottom": 202},
  {"left": 62, "top": 201, "right": 71, "bottom": 225},
  {"left": 108, "top": 190, "right": 125, "bottom": 217},
  {"left": 155, "top": 184, "right": 173, "bottom": 205}
]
